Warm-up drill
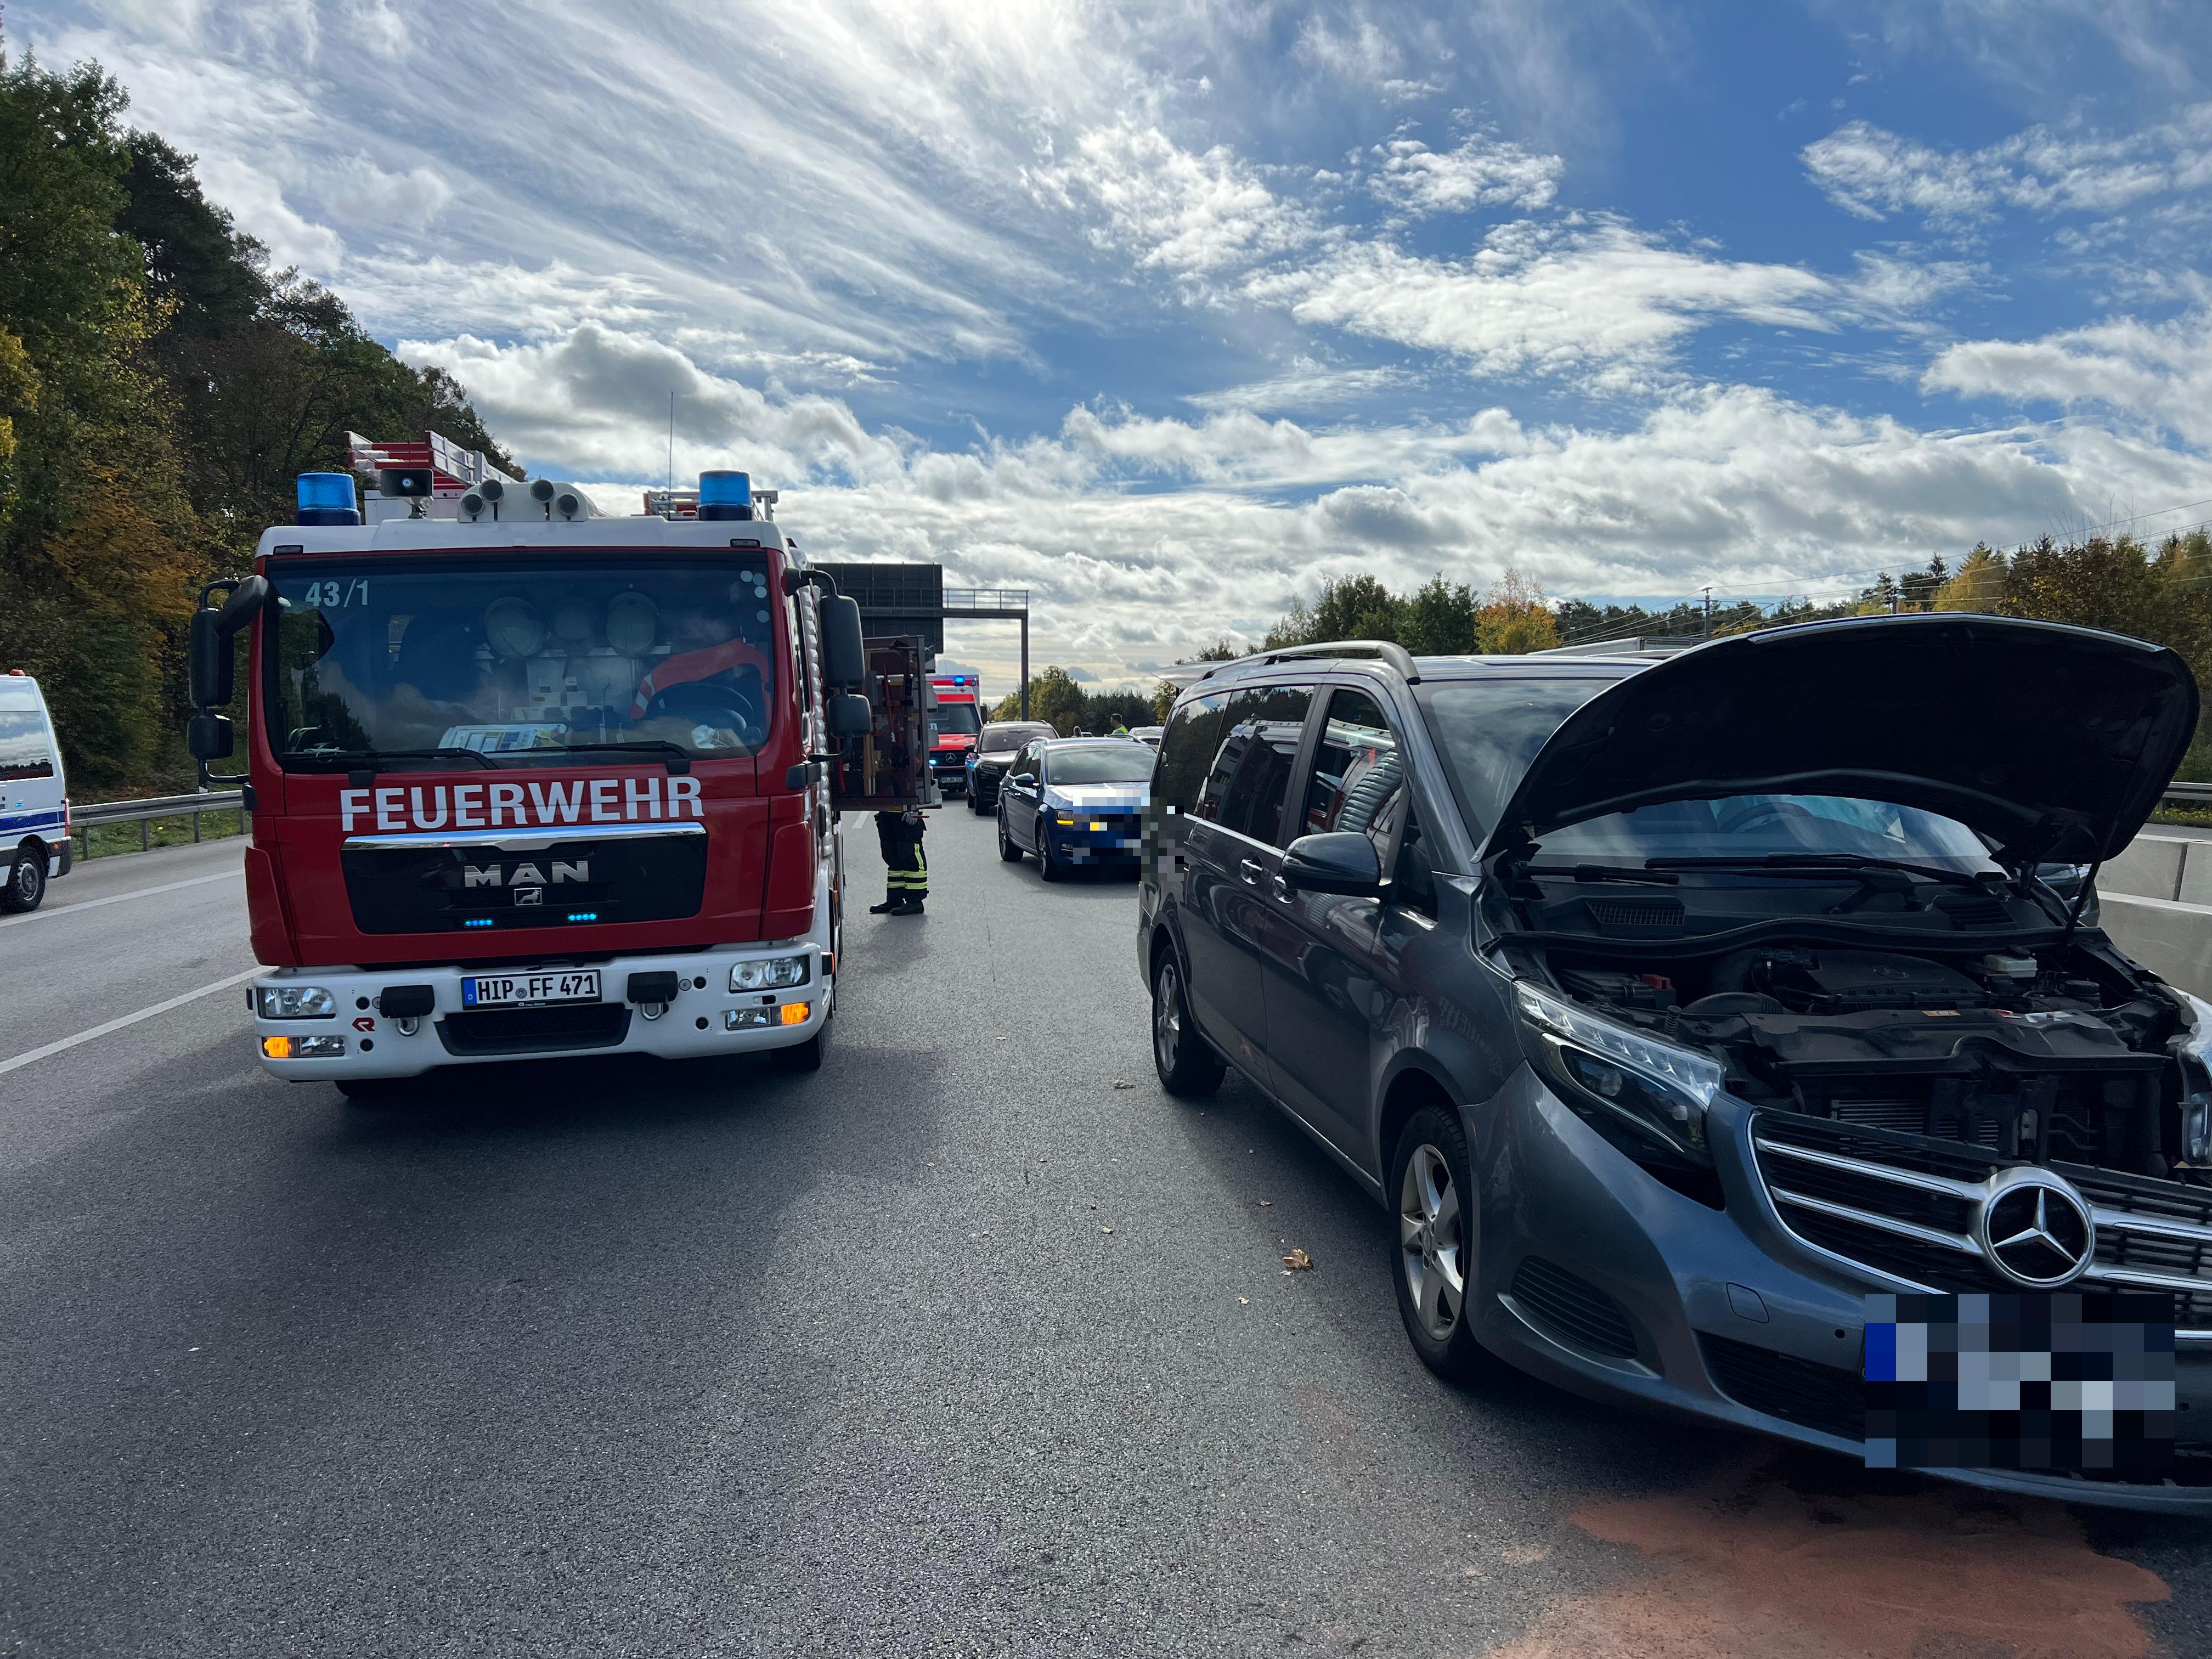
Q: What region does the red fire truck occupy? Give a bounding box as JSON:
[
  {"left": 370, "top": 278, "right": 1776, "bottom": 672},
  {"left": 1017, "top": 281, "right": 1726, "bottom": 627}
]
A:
[
  {"left": 926, "top": 671, "right": 981, "bottom": 795},
  {"left": 187, "top": 440, "right": 879, "bottom": 1095}
]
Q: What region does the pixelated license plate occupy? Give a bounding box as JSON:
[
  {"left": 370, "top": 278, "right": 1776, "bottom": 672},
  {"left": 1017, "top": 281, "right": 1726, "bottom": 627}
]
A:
[{"left": 1864, "top": 1292, "right": 2176, "bottom": 1473}]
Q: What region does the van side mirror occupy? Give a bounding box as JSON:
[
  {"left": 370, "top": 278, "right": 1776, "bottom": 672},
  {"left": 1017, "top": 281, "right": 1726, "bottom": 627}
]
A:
[
  {"left": 188, "top": 609, "right": 232, "bottom": 710},
  {"left": 821, "top": 595, "right": 865, "bottom": 687},
  {"left": 827, "top": 693, "right": 872, "bottom": 737},
  {"left": 187, "top": 713, "right": 234, "bottom": 761},
  {"left": 1281, "top": 832, "right": 1382, "bottom": 896}
]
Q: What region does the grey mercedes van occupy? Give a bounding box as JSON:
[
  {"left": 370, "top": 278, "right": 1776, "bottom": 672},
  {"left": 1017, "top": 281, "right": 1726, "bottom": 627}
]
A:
[{"left": 1136, "top": 612, "right": 2212, "bottom": 1510}]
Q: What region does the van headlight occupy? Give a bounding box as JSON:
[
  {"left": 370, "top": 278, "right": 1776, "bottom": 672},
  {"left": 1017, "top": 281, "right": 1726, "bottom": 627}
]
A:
[
  {"left": 730, "top": 954, "right": 810, "bottom": 992},
  {"left": 2171, "top": 991, "right": 2212, "bottom": 1163},
  {"left": 1514, "top": 980, "right": 1724, "bottom": 1164},
  {"left": 258, "top": 985, "right": 336, "bottom": 1019}
]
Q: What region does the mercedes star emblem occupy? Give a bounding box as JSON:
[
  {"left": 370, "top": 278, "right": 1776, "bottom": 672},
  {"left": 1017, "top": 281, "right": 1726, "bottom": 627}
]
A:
[{"left": 1975, "top": 1167, "right": 2097, "bottom": 1289}]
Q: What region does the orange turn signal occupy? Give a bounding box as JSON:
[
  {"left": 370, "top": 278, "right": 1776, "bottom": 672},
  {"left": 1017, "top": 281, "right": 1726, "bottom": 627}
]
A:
[
  {"left": 261, "top": 1035, "right": 293, "bottom": 1059},
  {"left": 779, "top": 1002, "right": 810, "bottom": 1026}
]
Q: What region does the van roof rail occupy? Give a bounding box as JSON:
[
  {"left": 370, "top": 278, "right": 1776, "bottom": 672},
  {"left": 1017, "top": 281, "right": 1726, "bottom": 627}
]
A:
[{"left": 1199, "top": 639, "right": 1420, "bottom": 684}]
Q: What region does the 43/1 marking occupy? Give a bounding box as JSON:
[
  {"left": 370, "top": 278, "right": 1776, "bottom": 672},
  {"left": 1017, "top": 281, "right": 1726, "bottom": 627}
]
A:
[{"left": 301, "top": 578, "right": 370, "bottom": 608}]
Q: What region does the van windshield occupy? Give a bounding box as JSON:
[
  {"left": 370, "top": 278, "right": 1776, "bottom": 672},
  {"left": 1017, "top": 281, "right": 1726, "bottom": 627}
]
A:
[
  {"left": 265, "top": 556, "right": 779, "bottom": 766},
  {"left": 929, "top": 704, "right": 981, "bottom": 740}
]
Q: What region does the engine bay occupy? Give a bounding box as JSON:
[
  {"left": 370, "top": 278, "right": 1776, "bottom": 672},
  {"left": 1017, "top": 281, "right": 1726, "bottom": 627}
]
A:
[{"left": 1548, "top": 944, "right": 2195, "bottom": 1178}]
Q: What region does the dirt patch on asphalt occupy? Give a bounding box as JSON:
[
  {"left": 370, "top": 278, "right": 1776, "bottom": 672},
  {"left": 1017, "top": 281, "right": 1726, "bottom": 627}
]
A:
[{"left": 1485, "top": 1453, "right": 2170, "bottom": 1659}]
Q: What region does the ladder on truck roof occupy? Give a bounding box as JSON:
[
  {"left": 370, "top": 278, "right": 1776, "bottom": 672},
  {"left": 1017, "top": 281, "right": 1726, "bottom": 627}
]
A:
[{"left": 347, "top": 430, "right": 521, "bottom": 498}]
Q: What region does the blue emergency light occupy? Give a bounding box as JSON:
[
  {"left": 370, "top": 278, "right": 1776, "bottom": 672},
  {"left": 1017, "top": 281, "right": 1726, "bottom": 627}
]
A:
[
  {"left": 698, "top": 470, "right": 753, "bottom": 521},
  {"left": 296, "top": 472, "right": 362, "bottom": 526}
]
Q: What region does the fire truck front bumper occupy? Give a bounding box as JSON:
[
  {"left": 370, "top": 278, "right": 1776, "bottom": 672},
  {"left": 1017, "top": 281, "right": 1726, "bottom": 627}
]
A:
[{"left": 249, "top": 943, "right": 832, "bottom": 1081}]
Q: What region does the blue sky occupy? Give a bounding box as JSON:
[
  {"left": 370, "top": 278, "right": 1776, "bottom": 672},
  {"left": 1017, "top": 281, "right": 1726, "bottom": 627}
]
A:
[{"left": 23, "top": 0, "right": 2212, "bottom": 686}]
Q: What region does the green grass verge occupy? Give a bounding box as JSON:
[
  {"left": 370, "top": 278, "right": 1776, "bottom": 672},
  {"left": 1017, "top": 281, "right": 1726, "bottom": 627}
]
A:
[{"left": 72, "top": 808, "right": 246, "bottom": 861}]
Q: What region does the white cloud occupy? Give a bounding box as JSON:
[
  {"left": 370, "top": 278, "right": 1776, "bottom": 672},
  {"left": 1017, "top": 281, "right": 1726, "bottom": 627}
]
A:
[
  {"left": 1025, "top": 122, "right": 1319, "bottom": 279},
  {"left": 1250, "top": 218, "right": 1834, "bottom": 382},
  {"left": 1802, "top": 108, "right": 2212, "bottom": 227},
  {"left": 1922, "top": 303, "right": 2212, "bottom": 447},
  {"left": 1364, "top": 133, "right": 1563, "bottom": 216}
]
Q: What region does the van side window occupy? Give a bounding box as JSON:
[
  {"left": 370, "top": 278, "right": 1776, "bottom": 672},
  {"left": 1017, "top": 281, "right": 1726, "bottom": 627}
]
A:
[
  {"left": 0, "top": 710, "right": 57, "bottom": 782},
  {"left": 1155, "top": 693, "right": 1229, "bottom": 816},
  {"left": 1298, "top": 688, "right": 1401, "bottom": 839},
  {"left": 1203, "top": 684, "right": 1312, "bottom": 844}
]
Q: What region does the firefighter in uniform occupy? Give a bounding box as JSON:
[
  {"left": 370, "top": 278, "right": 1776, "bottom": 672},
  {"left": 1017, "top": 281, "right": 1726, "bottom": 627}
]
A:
[{"left": 872, "top": 806, "right": 928, "bottom": 915}]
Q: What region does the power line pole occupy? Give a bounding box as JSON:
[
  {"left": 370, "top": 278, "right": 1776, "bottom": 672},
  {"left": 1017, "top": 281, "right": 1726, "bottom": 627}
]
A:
[{"left": 1702, "top": 586, "right": 1712, "bottom": 638}]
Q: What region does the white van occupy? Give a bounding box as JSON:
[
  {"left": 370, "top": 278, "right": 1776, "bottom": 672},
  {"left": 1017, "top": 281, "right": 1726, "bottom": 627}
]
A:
[{"left": 0, "top": 671, "right": 71, "bottom": 912}]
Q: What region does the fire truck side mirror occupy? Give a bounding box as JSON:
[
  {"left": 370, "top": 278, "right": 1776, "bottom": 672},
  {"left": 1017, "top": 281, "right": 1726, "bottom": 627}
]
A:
[
  {"left": 189, "top": 575, "right": 266, "bottom": 710},
  {"left": 189, "top": 609, "right": 233, "bottom": 710},
  {"left": 822, "top": 595, "right": 866, "bottom": 688},
  {"left": 187, "top": 713, "right": 234, "bottom": 761},
  {"left": 827, "top": 693, "right": 872, "bottom": 737}
]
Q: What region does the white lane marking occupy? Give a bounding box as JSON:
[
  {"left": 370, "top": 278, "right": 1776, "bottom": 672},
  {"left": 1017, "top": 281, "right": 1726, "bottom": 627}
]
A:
[
  {"left": 0, "top": 967, "right": 263, "bottom": 1079},
  {"left": 0, "top": 868, "right": 239, "bottom": 930}
]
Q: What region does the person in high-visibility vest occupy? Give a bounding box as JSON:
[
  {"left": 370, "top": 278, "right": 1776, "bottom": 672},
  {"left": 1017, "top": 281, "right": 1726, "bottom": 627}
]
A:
[{"left": 871, "top": 806, "right": 928, "bottom": 915}]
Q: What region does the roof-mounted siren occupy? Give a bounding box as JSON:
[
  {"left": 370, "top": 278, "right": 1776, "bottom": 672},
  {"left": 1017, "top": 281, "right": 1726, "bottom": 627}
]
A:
[
  {"left": 296, "top": 472, "right": 361, "bottom": 527},
  {"left": 376, "top": 466, "right": 438, "bottom": 518}
]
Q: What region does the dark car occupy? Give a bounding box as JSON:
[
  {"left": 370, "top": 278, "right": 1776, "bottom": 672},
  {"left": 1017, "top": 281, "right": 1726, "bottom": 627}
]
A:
[
  {"left": 966, "top": 721, "right": 1057, "bottom": 814},
  {"left": 997, "top": 737, "right": 1154, "bottom": 881},
  {"left": 1137, "top": 618, "right": 2212, "bottom": 1511}
]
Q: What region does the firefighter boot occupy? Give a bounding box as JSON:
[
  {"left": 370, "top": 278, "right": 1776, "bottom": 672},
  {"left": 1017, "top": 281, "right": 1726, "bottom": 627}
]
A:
[{"left": 869, "top": 897, "right": 899, "bottom": 913}]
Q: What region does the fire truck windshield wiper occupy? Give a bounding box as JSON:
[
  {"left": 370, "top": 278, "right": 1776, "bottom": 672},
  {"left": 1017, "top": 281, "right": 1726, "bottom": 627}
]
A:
[
  {"left": 292, "top": 747, "right": 496, "bottom": 771},
  {"left": 552, "top": 740, "right": 696, "bottom": 772}
]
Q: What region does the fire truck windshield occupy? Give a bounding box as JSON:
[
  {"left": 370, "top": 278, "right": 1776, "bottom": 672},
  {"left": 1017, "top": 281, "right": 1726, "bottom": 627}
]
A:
[{"left": 264, "top": 555, "right": 780, "bottom": 766}]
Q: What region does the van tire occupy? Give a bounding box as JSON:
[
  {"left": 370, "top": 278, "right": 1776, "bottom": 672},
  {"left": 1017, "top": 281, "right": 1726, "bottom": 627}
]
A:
[
  {"left": 1388, "top": 1105, "right": 1496, "bottom": 1384},
  {"left": 1150, "top": 951, "right": 1223, "bottom": 1097},
  {"left": 1, "top": 844, "right": 46, "bottom": 913}
]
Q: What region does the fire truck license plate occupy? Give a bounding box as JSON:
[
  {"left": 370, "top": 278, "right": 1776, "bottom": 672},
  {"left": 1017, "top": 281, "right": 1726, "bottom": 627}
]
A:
[{"left": 461, "top": 971, "right": 602, "bottom": 1008}]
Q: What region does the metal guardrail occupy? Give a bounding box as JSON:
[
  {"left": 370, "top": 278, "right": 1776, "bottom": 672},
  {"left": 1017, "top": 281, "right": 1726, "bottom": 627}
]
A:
[
  {"left": 2163, "top": 782, "right": 2212, "bottom": 809},
  {"left": 70, "top": 789, "right": 247, "bottom": 856}
]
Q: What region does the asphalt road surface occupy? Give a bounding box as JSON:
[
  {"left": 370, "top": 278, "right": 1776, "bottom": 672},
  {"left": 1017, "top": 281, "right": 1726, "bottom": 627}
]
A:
[{"left": 5, "top": 816, "right": 2211, "bottom": 1657}]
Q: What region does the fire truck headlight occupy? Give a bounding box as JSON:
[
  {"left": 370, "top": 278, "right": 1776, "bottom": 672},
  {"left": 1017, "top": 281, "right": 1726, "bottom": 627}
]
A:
[
  {"left": 258, "top": 985, "right": 337, "bottom": 1019},
  {"left": 730, "top": 955, "right": 810, "bottom": 992}
]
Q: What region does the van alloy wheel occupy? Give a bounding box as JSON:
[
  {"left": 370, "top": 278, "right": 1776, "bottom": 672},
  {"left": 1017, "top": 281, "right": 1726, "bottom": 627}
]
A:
[{"left": 1400, "top": 1143, "right": 1465, "bottom": 1341}]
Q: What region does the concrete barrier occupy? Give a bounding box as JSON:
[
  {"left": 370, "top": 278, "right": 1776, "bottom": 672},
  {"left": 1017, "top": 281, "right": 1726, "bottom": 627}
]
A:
[
  {"left": 2103, "top": 834, "right": 2190, "bottom": 903},
  {"left": 2098, "top": 892, "right": 2212, "bottom": 1001}
]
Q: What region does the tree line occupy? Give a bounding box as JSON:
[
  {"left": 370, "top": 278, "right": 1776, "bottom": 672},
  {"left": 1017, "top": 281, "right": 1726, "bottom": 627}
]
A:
[
  {"left": 0, "top": 54, "right": 511, "bottom": 794},
  {"left": 1222, "top": 535, "right": 2212, "bottom": 776}
]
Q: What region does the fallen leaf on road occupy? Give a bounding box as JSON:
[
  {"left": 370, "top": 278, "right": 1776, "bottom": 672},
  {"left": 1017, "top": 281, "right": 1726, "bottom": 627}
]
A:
[
  {"left": 1112, "top": 1080, "right": 1135, "bottom": 1090},
  {"left": 1238, "top": 1296, "right": 1249, "bottom": 1305},
  {"left": 1102, "top": 1226, "right": 1114, "bottom": 1234},
  {"left": 1283, "top": 1249, "right": 1314, "bottom": 1271},
  {"left": 1257, "top": 1200, "right": 1272, "bottom": 1207}
]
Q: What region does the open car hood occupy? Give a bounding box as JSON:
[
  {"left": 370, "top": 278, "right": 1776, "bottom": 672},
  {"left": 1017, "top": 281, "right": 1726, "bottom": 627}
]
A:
[{"left": 1485, "top": 613, "right": 2199, "bottom": 867}]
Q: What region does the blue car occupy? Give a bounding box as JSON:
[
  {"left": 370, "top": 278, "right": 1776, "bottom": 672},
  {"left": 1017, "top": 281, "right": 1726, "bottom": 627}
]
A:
[{"left": 996, "top": 737, "right": 1154, "bottom": 879}]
